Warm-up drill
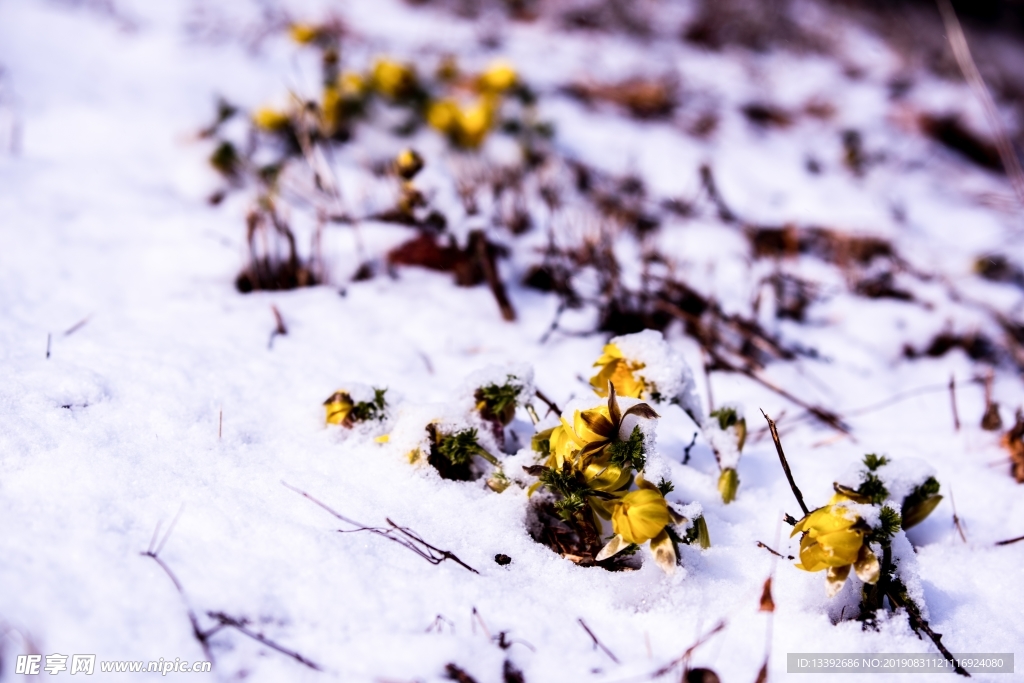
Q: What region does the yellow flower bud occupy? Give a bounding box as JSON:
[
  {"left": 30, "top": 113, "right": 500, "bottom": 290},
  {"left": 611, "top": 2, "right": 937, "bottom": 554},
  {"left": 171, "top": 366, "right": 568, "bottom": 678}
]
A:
[
  {"left": 394, "top": 148, "right": 424, "bottom": 181},
  {"left": 253, "top": 107, "right": 291, "bottom": 132},
  {"left": 371, "top": 58, "right": 416, "bottom": 100},
  {"left": 718, "top": 467, "right": 739, "bottom": 504},
  {"left": 611, "top": 488, "right": 670, "bottom": 545},
  {"left": 339, "top": 71, "right": 365, "bottom": 97},
  {"left": 478, "top": 60, "right": 517, "bottom": 93},
  {"left": 590, "top": 344, "right": 646, "bottom": 399},
  {"left": 289, "top": 23, "right": 320, "bottom": 45},
  {"left": 324, "top": 391, "right": 354, "bottom": 425},
  {"left": 427, "top": 99, "right": 459, "bottom": 134},
  {"left": 321, "top": 84, "right": 343, "bottom": 135},
  {"left": 791, "top": 494, "right": 865, "bottom": 571}
]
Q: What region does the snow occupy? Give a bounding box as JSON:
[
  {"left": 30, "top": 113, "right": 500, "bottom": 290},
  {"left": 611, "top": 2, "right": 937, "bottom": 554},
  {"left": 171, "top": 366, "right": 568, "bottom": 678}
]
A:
[{"left": 1, "top": 0, "right": 1023, "bottom": 681}]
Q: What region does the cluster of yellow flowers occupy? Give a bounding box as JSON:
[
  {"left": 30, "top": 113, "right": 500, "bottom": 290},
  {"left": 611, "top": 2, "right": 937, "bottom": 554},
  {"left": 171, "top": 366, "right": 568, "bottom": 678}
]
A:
[
  {"left": 530, "top": 333, "right": 710, "bottom": 574},
  {"left": 250, "top": 24, "right": 527, "bottom": 150},
  {"left": 790, "top": 454, "right": 942, "bottom": 599}
]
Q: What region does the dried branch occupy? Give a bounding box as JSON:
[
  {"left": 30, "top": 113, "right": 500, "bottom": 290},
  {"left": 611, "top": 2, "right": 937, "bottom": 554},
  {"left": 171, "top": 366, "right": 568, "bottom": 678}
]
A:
[
  {"left": 64, "top": 314, "right": 92, "bottom": 337},
  {"left": 283, "top": 481, "right": 479, "bottom": 573},
  {"left": 206, "top": 612, "right": 320, "bottom": 671},
  {"left": 533, "top": 389, "right": 561, "bottom": 417},
  {"left": 884, "top": 588, "right": 969, "bottom": 677},
  {"left": 760, "top": 410, "right": 810, "bottom": 516},
  {"left": 647, "top": 620, "right": 726, "bottom": 678},
  {"left": 756, "top": 541, "right": 793, "bottom": 561},
  {"left": 995, "top": 534, "right": 1024, "bottom": 546},
  {"left": 949, "top": 375, "right": 961, "bottom": 432},
  {"left": 268, "top": 304, "right": 287, "bottom": 349},
  {"left": 936, "top": 0, "right": 1024, "bottom": 210},
  {"left": 682, "top": 432, "right": 698, "bottom": 464},
  {"left": 578, "top": 618, "right": 620, "bottom": 664}
]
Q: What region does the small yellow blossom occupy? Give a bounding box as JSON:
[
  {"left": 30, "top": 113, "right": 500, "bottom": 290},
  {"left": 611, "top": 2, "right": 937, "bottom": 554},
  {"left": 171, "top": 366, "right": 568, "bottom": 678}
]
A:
[
  {"left": 590, "top": 343, "right": 646, "bottom": 398},
  {"left": 426, "top": 97, "right": 496, "bottom": 149},
  {"left": 253, "top": 107, "right": 291, "bottom": 132},
  {"left": 477, "top": 60, "right": 517, "bottom": 93},
  {"left": 371, "top": 58, "right": 416, "bottom": 100},
  {"left": 289, "top": 23, "right": 321, "bottom": 45},
  {"left": 792, "top": 493, "right": 880, "bottom": 597},
  {"left": 611, "top": 488, "right": 670, "bottom": 545},
  {"left": 339, "top": 71, "right": 365, "bottom": 97},
  {"left": 394, "top": 148, "right": 424, "bottom": 181},
  {"left": 321, "top": 84, "right": 343, "bottom": 135},
  {"left": 324, "top": 390, "right": 354, "bottom": 425},
  {"left": 718, "top": 467, "right": 739, "bottom": 504}
]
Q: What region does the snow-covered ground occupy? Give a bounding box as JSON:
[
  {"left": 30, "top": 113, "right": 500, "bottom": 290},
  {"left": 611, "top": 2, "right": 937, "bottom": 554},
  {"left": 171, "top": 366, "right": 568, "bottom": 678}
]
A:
[{"left": 1, "top": 1, "right": 1022, "bottom": 681}]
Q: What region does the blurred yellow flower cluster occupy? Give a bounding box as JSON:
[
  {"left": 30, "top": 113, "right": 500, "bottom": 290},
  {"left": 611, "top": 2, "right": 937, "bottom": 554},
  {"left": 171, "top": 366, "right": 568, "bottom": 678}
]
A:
[
  {"left": 426, "top": 60, "right": 518, "bottom": 149},
  {"left": 529, "top": 338, "right": 710, "bottom": 574}
]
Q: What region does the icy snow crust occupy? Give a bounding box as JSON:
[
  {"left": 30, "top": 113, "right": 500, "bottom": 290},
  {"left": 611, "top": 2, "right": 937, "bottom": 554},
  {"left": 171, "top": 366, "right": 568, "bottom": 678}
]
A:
[{"left": 1, "top": 1, "right": 1023, "bottom": 681}]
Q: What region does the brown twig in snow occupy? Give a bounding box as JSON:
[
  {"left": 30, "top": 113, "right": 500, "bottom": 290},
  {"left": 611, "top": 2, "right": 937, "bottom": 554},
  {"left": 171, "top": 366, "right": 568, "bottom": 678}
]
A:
[
  {"left": 949, "top": 375, "right": 961, "bottom": 431},
  {"left": 206, "top": 612, "right": 320, "bottom": 671},
  {"left": 950, "top": 490, "right": 968, "bottom": 543},
  {"left": 936, "top": 0, "right": 1024, "bottom": 211},
  {"left": 268, "top": 304, "right": 287, "bottom": 349},
  {"left": 761, "top": 410, "right": 810, "bottom": 516},
  {"left": 756, "top": 541, "right": 794, "bottom": 561},
  {"left": 533, "top": 389, "right": 561, "bottom": 417},
  {"left": 283, "top": 481, "right": 479, "bottom": 573},
  {"left": 647, "top": 620, "right": 726, "bottom": 678},
  {"left": 577, "top": 618, "right": 620, "bottom": 664},
  {"left": 995, "top": 534, "right": 1024, "bottom": 546},
  {"left": 64, "top": 315, "right": 92, "bottom": 337}
]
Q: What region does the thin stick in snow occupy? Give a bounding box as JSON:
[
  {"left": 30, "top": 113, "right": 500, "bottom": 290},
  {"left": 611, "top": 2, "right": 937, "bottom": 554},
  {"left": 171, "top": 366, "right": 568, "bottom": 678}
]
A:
[
  {"left": 268, "top": 305, "right": 287, "bottom": 350},
  {"left": 936, "top": 0, "right": 1024, "bottom": 211},
  {"left": 950, "top": 490, "right": 968, "bottom": 543},
  {"left": 995, "top": 534, "right": 1024, "bottom": 546},
  {"left": 63, "top": 315, "right": 91, "bottom": 337},
  {"left": 949, "top": 375, "right": 961, "bottom": 432},
  {"left": 577, "top": 618, "right": 620, "bottom": 664},
  {"left": 760, "top": 409, "right": 810, "bottom": 516},
  {"left": 283, "top": 481, "right": 479, "bottom": 574},
  {"left": 755, "top": 541, "right": 793, "bottom": 561}
]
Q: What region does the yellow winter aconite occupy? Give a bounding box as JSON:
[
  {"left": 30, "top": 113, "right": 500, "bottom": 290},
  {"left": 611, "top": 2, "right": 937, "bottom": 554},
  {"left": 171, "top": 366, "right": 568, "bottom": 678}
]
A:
[
  {"left": 371, "top": 59, "right": 416, "bottom": 100},
  {"left": 590, "top": 344, "right": 645, "bottom": 398},
  {"left": 792, "top": 493, "right": 880, "bottom": 596},
  {"left": 477, "top": 60, "right": 517, "bottom": 93},
  {"left": 288, "top": 23, "right": 321, "bottom": 44},
  {"left": 253, "top": 107, "right": 291, "bottom": 132},
  {"left": 323, "top": 391, "right": 354, "bottom": 425},
  {"left": 426, "top": 97, "right": 495, "bottom": 149},
  {"left": 611, "top": 488, "right": 670, "bottom": 544}
]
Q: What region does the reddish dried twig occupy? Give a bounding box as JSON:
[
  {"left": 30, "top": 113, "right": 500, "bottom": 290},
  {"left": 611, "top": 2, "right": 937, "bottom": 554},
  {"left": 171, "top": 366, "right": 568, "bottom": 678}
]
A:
[
  {"left": 206, "top": 612, "right": 320, "bottom": 671},
  {"left": 761, "top": 410, "right": 810, "bottom": 516},
  {"left": 578, "top": 618, "right": 620, "bottom": 664},
  {"left": 283, "top": 481, "right": 479, "bottom": 574}
]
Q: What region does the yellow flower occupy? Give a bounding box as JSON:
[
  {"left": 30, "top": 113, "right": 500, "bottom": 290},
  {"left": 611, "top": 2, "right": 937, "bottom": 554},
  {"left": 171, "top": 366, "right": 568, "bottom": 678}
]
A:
[
  {"left": 426, "top": 97, "right": 496, "bottom": 149},
  {"left": 321, "top": 84, "right": 343, "bottom": 135},
  {"left": 611, "top": 488, "right": 670, "bottom": 544},
  {"left": 394, "top": 148, "right": 424, "bottom": 181},
  {"left": 792, "top": 494, "right": 880, "bottom": 597},
  {"left": 371, "top": 58, "right": 416, "bottom": 100},
  {"left": 288, "top": 23, "right": 320, "bottom": 45},
  {"left": 590, "top": 344, "right": 646, "bottom": 398},
  {"left": 324, "top": 391, "right": 354, "bottom": 425},
  {"left": 253, "top": 107, "right": 291, "bottom": 132},
  {"left": 477, "top": 60, "right": 517, "bottom": 93},
  {"left": 339, "top": 71, "right": 365, "bottom": 98},
  {"left": 718, "top": 467, "right": 739, "bottom": 504}
]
